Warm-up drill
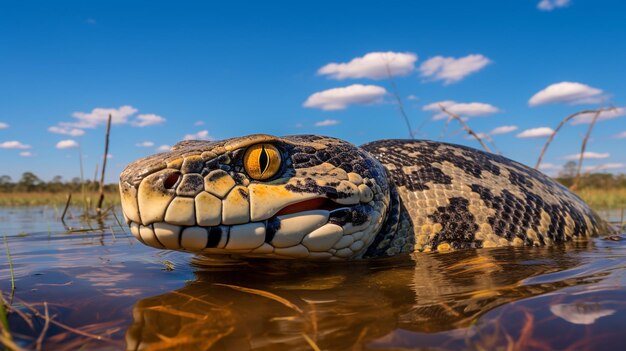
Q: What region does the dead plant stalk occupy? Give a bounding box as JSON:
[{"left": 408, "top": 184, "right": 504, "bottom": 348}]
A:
[
  {"left": 96, "top": 114, "right": 112, "bottom": 215},
  {"left": 385, "top": 62, "right": 415, "bottom": 139},
  {"left": 535, "top": 107, "right": 616, "bottom": 170},
  {"left": 438, "top": 105, "right": 491, "bottom": 152},
  {"left": 571, "top": 110, "right": 602, "bottom": 191}
]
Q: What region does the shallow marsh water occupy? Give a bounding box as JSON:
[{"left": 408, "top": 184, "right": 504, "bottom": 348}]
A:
[{"left": 1, "top": 207, "right": 626, "bottom": 350}]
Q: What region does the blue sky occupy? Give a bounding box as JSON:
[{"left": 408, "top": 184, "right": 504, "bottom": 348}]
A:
[{"left": 1, "top": 0, "right": 625, "bottom": 183}]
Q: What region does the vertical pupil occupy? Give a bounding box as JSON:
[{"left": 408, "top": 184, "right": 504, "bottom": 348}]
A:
[{"left": 259, "top": 145, "right": 269, "bottom": 174}]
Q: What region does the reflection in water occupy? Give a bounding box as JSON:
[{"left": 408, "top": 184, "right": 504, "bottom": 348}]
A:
[
  {"left": 125, "top": 242, "right": 618, "bottom": 350},
  {"left": 550, "top": 303, "right": 616, "bottom": 325},
  {"left": 2, "top": 208, "right": 625, "bottom": 350}
]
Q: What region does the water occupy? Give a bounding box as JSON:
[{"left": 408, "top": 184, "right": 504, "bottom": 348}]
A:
[{"left": 1, "top": 207, "right": 625, "bottom": 350}]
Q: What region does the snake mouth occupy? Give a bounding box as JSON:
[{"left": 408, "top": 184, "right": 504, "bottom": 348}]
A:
[
  {"left": 126, "top": 195, "right": 383, "bottom": 260},
  {"left": 275, "top": 198, "right": 344, "bottom": 216}
]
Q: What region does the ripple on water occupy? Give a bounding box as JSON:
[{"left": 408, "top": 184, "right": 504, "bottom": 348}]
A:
[{"left": 1, "top": 207, "right": 625, "bottom": 350}]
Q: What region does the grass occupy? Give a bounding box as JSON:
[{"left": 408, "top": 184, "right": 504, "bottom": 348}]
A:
[
  {"left": 0, "top": 292, "right": 10, "bottom": 340},
  {"left": 574, "top": 188, "right": 626, "bottom": 210},
  {"left": 0, "top": 191, "right": 120, "bottom": 207}
]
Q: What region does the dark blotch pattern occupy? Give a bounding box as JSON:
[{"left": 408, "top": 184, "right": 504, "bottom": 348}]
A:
[
  {"left": 176, "top": 174, "right": 204, "bottom": 197},
  {"left": 362, "top": 140, "right": 499, "bottom": 191},
  {"left": 206, "top": 227, "right": 222, "bottom": 248},
  {"left": 428, "top": 197, "right": 480, "bottom": 249},
  {"left": 265, "top": 217, "right": 280, "bottom": 243},
  {"left": 360, "top": 139, "right": 608, "bottom": 255}
]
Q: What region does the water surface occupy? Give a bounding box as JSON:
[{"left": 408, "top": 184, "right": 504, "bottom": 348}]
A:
[{"left": 1, "top": 207, "right": 625, "bottom": 350}]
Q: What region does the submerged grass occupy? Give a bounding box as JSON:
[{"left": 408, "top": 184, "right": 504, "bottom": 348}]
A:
[{"left": 0, "top": 291, "right": 13, "bottom": 351}]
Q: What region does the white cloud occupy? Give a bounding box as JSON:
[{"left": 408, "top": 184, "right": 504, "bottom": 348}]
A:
[
  {"left": 156, "top": 145, "right": 172, "bottom": 152},
  {"left": 19, "top": 151, "right": 33, "bottom": 157},
  {"left": 304, "top": 84, "right": 387, "bottom": 111},
  {"left": 516, "top": 127, "right": 554, "bottom": 138},
  {"left": 423, "top": 100, "right": 500, "bottom": 120},
  {"left": 136, "top": 141, "right": 155, "bottom": 147},
  {"left": 68, "top": 105, "right": 138, "bottom": 128},
  {"left": 584, "top": 163, "right": 625, "bottom": 172},
  {"left": 538, "top": 0, "right": 570, "bottom": 11},
  {"left": 56, "top": 139, "right": 79, "bottom": 149},
  {"left": 570, "top": 107, "right": 625, "bottom": 125},
  {"left": 529, "top": 82, "right": 606, "bottom": 106},
  {"left": 419, "top": 54, "right": 491, "bottom": 85},
  {"left": 615, "top": 131, "right": 626, "bottom": 139},
  {"left": 0, "top": 122, "right": 8, "bottom": 129},
  {"left": 183, "top": 130, "right": 212, "bottom": 141},
  {"left": 317, "top": 51, "right": 417, "bottom": 80},
  {"left": 132, "top": 114, "right": 166, "bottom": 127},
  {"left": 48, "top": 126, "right": 85, "bottom": 136},
  {"left": 491, "top": 125, "right": 518, "bottom": 135},
  {"left": 314, "top": 119, "right": 340, "bottom": 127},
  {"left": 194, "top": 121, "right": 205, "bottom": 126},
  {"left": 53, "top": 105, "right": 166, "bottom": 133},
  {"left": 407, "top": 95, "right": 418, "bottom": 101},
  {"left": 563, "top": 152, "right": 610, "bottom": 160},
  {"left": 0, "top": 141, "right": 31, "bottom": 149}
]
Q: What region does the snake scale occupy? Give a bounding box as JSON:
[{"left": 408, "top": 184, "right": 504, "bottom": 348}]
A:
[{"left": 119, "top": 134, "right": 612, "bottom": 260}]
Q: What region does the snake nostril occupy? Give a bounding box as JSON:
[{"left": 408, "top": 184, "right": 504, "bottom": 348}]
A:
[{"left": 163, "top": 172, "right": 181, "bottom": 189}]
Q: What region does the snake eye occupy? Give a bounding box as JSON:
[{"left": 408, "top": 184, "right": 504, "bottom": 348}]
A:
[{"left": 243, "top": 143, "right": 281, "bottom": 180}]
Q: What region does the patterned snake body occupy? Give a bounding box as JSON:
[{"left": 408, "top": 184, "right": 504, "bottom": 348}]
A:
[{"left": 119, "top": 134, "right": 611, "bottom": 260}]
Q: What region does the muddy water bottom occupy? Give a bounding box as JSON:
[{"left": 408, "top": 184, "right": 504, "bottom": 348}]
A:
[{"left": 1, "top": 207, "right": 626, "bottom": 350}]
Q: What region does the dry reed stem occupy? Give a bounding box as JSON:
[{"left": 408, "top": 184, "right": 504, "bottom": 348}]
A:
[
  {"left": 213, "top": 283, "right": 304, "bottom": 314},
  {"left": 301, "top": 333, "right": 321, "bottom": 351},
  {"left": 110, "top": 208, "right": 127, "bottom": 234},
  {"left": 535, "top": 107, "right": 616, "bottom": 170},
  {"left": 13, "top": 297, "right": 115, "bottom": 343},
  {"left": 513, "top": 310, "right": 534, "bottom": 351},
  {"left": 571, "top": 109, "right": 602, "bottom": 191},
  {"left": 0, "top": 334, "right": 26, "bottom": 351},
  {"left": 385, "top": 62, "right": 415, "bottom": 139},
  {"left": 93, "top": 163, "right": 98, "bottom": 185},
  {"left": 34, "top": 302, "right": 49, "bottom": 351},
  {"left": 352, "top": 327, "right": 369, "bottom": 351},
  {"left": 60, "top": 193, "right": 72, "bottom": 224},
  {"left": 439, "top": 105, "right": 492, "bottom": 152},
  {"left": 78, "top": 148, "right": 88, "bottom": 216},
  {"left": 0, "top": 295, "right": 32, "bottom": 330},
  {"left": 96, "top": 114, "right": 112, "bottom": 215},
  {"left": 0, "top": 294, "right": 19, "bottom": 351}
]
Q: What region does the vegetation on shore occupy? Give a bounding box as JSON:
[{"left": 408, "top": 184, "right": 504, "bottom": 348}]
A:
[
  {"left": 1, "top": 169, "right": 625, "bottom": 210},
  {"left": 0, "top": 172, "right": 119, "bottom": 207}
]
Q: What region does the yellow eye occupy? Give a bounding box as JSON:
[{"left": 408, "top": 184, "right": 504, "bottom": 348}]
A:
[{"left": 243, "top": 143, "right": 282, "bottom": 180}]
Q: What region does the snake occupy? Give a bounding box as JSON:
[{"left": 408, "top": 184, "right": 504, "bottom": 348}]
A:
[{"left": 119, "top": 134, "right": 612, "bottom": 260}]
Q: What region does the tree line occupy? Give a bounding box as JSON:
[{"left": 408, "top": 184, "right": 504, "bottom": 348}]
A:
[
  {"left": 0, "top": 172, "right": 118, "bottom": 193},
  {"left": 554, "top": 161, "right": 626, "bottom": 189}
]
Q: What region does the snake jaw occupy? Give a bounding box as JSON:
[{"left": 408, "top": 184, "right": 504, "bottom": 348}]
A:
[{"left": 120, "top": 135, "right": 390, "bottom": 260}]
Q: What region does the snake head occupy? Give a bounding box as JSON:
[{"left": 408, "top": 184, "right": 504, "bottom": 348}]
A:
[{"left": 119, "top": 134, "right": 390, "bottom": 260}]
